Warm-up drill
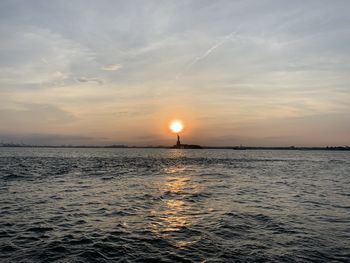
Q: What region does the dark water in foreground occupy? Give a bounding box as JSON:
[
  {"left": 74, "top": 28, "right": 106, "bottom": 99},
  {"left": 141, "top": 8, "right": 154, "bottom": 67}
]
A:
[{"left": 0, "top": 148, "right": 349, "bottom": 262}]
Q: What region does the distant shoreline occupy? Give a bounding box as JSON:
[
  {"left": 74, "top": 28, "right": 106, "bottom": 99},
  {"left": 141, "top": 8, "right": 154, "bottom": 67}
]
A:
[{"left": 0, "top": 144, "right": 349, "bottom": 151}]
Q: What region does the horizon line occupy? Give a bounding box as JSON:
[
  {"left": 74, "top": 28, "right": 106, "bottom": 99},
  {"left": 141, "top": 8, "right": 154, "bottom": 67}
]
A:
[{"left": 1, "top": 143, "right": 349, "bottom": 151}]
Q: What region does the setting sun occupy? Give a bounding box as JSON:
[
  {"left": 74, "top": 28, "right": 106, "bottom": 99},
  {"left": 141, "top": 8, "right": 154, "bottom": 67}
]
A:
[{"left": 169, "top": 120, "right": 184, "bottom": 134}]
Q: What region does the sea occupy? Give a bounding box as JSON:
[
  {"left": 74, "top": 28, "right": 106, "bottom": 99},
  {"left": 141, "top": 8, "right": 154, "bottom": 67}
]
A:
[{"left": 0, "top": 147, "right": 349, "bottom": 262}]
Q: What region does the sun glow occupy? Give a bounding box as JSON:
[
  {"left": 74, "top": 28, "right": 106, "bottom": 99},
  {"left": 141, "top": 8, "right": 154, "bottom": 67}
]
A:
[{"left": 169, "top": 120, "right": 184, "bottom": 134}]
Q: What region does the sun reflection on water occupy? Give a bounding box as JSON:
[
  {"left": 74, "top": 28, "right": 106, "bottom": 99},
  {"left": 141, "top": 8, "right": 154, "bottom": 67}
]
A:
[
  {"left": 160, "top": 175, "right": 189, "bottom": 233},
  {"left": 164, "top": 176, "right": 188, "bottom": 192},
  {"left": 161, "top": 199, "right": 187, "bottom": 232},
  {"left": 167, "top": 149, "right": 187, "bottom": 158},
  {"left": 151, "top": 167, "right": 200, "bottom": 248},
  {"left": 163, "top": 166, "right": 186, "bottom": 174}
]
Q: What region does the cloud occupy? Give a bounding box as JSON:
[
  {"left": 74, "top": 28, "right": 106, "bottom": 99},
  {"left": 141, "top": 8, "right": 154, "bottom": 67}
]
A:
[
  {"left": 0, "top": 133, "right": 104, "bottom": 145},
  {"left": 175, "top": 31, "right": 237, "bottom": 79},
  {"left": 102, "top": 63, "right": 122, "bottom": 71},
  {"left": 113, "top": 104, "right": 157, "bottom": 118},
  {"left": 77, "top": 77, "right": 104, "bottom": 85},
  {"left": 0, "top": 26, "right": 94, "bottom": 85},
  {"left": 0, "top": 103, "right": 77, "bottom": 134}
]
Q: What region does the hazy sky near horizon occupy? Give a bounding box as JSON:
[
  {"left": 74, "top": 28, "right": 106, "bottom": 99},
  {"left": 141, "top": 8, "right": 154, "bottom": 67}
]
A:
[{"left": 1, "top": 0, "right": 350, "bottom": 146}]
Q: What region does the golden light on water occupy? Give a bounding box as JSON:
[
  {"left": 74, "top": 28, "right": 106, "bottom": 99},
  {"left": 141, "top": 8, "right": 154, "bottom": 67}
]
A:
[{"left": 169, "top": 120, "right": 184, "bottom": 134}]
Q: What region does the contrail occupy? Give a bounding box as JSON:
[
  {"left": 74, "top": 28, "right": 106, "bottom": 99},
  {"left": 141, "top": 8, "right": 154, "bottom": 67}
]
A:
[{"left": 175, "top": 31, "right": 237, "bottom": 79}]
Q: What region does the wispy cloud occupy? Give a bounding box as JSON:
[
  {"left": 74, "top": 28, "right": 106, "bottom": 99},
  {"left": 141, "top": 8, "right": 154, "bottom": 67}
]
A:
[
  {"left": 76, "top": 77, "right": 104, "bottom": 85},
  {"left": 0, "top": 26, "right": 94, "bottom": 85},
  {"left": 102, "top": 63, "right": 122, "bottom": 71},
  {"left": 176, "top": 31, "right": 237, "bottom": 79}
]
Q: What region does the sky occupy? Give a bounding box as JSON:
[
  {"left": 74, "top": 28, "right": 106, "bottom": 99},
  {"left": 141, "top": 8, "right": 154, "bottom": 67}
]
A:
[{"left": 0, "top": 0, "right": 350, "bottom": 146}]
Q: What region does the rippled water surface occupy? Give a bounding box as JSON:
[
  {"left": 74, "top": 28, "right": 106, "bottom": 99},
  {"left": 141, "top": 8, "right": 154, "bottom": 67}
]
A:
[{"left": 0, "top": 148, "right": 349, "bottom": 262}]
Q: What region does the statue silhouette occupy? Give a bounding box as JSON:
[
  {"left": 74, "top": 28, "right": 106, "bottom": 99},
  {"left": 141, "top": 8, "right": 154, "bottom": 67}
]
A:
[{"left": 176, "top": 135, "right": 181, "bottom": 146}]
